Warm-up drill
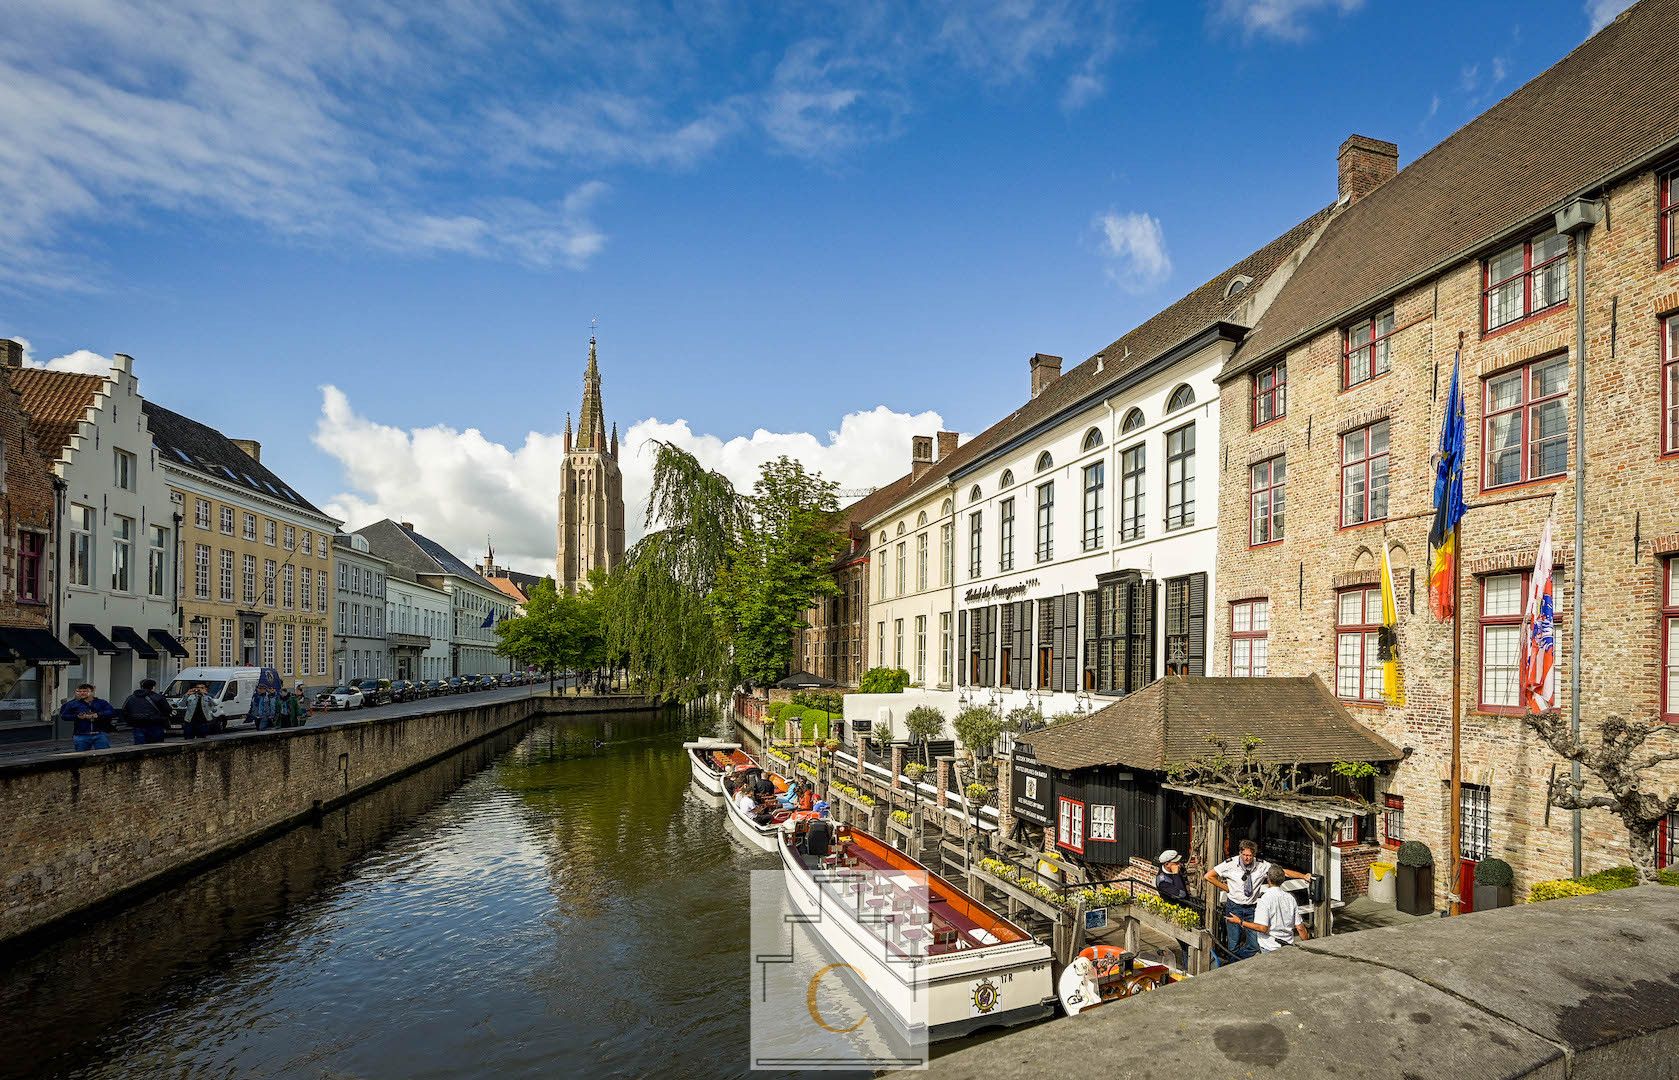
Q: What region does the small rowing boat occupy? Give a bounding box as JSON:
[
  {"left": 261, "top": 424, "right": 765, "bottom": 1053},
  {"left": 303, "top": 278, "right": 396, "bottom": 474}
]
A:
[
  {"left": 779, "top": 820, "right": 1056, "bottom": 1041},
  {"left": 683, "top": 738, "right": 754, "bottom": 795}
]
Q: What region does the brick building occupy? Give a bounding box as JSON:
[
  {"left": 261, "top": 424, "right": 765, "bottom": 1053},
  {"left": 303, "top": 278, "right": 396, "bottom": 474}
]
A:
[
  {"left": 1214, "top": 0, "right": 1679, "bottom": 901},
  {"left": 0, "top": 341, "right": 76, "bottom": 742},
  {"left": 793, "top": 482, "right": 904, "bottom": 687}
]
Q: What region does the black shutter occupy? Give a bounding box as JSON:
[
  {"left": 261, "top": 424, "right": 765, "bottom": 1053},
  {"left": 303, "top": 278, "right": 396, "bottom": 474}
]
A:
[
  {"left": 1017, "top": 600, "right": 1033, "bottom": 689},
  {"left": 1188, "top": 572, "right": 1207, "bottom": 676},
  {"left": 1083, "top": 589, "right": 1099, "bottom": 691},
  {"left": 957, "top": 611, "right": 967, "bottom": 687}
]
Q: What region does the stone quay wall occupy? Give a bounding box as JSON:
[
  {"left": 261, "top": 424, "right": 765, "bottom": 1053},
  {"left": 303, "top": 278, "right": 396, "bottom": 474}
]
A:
[{"left": 0, "top": 694, "right": 559, "bottom": 947}]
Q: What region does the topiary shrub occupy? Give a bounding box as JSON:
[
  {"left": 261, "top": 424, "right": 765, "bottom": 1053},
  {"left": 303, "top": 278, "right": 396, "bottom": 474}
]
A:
[
  {"left": 1474, "top": 857, "right": 1514, "bottom": 887},
  {"left": 1396, "top": 840, "right": 1434, "bottom": 868}
]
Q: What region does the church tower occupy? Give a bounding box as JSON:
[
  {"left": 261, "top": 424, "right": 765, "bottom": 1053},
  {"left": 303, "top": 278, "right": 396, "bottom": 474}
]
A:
[{"left": 555, "top": 336, "right": 626, "bottom": 593}]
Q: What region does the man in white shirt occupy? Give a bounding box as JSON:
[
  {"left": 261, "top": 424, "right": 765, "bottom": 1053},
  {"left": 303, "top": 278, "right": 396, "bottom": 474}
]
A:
[
  {"left": 1231, "top": 867, "right": 1310, "bottom": 952},
  {"left": 735, "top": 790, "right": 757, "bottom": 817},
  {"left": 1205, "top": 839, "right": 1310, "bottom": 961}
]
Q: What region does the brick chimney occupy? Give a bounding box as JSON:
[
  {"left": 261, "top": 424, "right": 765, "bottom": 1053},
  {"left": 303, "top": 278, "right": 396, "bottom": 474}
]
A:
[
  {"left": 1029, "top": 353, "right": 1063, "bottom": 398},
  {"left": 231, "top": 439, "right": 261, "bottom": 463},
  {"left": 936, "top": 430, "right": 959, "bottom": 460},
  {"left": 911, "top": 435, "right": 935, "bottom": 480},
  {"left": 0, "top": 339, "right": 22, "bottom": 369},
  {"left": 1338, "top": 135, "right": 1398, "bottom": 204}
]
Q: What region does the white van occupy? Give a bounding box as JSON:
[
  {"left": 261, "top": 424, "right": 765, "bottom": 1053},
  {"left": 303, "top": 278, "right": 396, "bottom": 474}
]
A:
[{"left": 163, "top": 666, "right": 282, "bottom": 731}]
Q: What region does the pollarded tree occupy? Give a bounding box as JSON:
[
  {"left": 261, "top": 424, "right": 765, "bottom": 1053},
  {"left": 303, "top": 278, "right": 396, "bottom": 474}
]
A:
[
  {"left": 903, "top": 705, "right": 945, "bottom": 766},
  {"left": 1523, "top": 709, "right": 1679, "bottom": 883},
  {"left": 952, "top": 706, "right": 1005, "bottom": 777}
]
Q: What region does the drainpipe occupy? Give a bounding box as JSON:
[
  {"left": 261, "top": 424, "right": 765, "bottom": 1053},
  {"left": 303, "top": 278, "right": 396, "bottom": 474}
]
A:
[
  {"left": 51, "top": 476, "right": 68, "bottom": 738},
  {"left": 1554, "top": 195, "right": 1602, "bottom": 881}
]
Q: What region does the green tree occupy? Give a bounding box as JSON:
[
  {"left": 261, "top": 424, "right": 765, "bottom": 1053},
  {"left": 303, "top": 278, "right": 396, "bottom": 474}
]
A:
[
  {"left": 495, "top": 578, "right": 570, "bottom": 683},
  {"left": 713, "top": 456, "right": 844, "bottom": 688},
  {"left": 952, "top": 706, "right": 1004, "bottom": 774},
  {"left": 903, "top": 705, "right": 945, "bottom": 766}
]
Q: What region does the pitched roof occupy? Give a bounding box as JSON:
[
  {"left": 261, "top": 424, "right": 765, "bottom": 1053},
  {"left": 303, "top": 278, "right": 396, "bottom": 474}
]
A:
[
  {"left": 354, "top": 519, "right": 499, "bottom": 591},
  {"left": 142, "top": 401, "right": 329, "bottom": 516},
  {"left": 1229, "top": 0, "right": 1679, "bottom": 373},
  {"left": 1017, "top": 675, "right": 1401, "bottom": 772},
  {"left": 11, "top": 369, "right": 103, "bottom": 460},
  {"left": 854, "top": 203, "right": 1334, "bottom": 530},
  {"left": 487, "top": 576, "right": 530, "bottom": 604}
]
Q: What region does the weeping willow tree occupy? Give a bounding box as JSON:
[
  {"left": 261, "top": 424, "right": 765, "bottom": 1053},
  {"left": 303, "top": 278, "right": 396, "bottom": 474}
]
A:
[{"left": 602, "top": 442, "right": 748, "bottom": 702}]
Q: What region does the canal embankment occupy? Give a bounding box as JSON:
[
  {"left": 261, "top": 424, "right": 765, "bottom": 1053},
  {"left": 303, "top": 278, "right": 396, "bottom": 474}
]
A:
[{"left": 0, "top": 690, "right": 651, "bottom": 948}]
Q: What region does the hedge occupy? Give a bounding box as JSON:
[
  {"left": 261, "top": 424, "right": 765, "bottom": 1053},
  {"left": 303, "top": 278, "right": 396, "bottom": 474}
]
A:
[{"left": 1527, "top": 865, "right": 1679, "bottom": 903}]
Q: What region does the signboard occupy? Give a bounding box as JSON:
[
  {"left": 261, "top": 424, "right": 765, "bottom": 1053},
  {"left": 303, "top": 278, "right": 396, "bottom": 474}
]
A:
[
  {"left": 963, "top": 577, "right": 1041, "bottom": 604},
  {"left": 852, "top": 719, "right": 872, "bottom": 735},
  {"left": 1010, "top": 754, "right": 1053, "bottom": 826},
  {"left": 1084, "top": 908, "right": 1108, "bottom": 932}
]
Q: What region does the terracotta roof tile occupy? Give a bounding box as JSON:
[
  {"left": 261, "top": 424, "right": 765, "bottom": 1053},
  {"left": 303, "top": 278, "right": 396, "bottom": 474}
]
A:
[
  {"left": 11, "top": 369, "right": 104, "bottom": 461},
  {"left": 1230, "top": 0, "right": 1679, "bottom": 373},
  {"left": 1017, "top": 675, "right": 1401, "bottom": 772}
]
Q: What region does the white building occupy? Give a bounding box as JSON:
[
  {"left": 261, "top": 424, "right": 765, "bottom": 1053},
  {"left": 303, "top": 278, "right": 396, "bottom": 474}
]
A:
[
  {"left": 385, "top": 572, "right": 452, "bottom": 682},
  {"left": 354, "top": 519, "right": 514, "bottom": 677},
  {"left": 332, "top": 533, "right": 389, "bottom": 683},
  {"left": 14, "top": 355, "right": 187, "bottom": 701}
]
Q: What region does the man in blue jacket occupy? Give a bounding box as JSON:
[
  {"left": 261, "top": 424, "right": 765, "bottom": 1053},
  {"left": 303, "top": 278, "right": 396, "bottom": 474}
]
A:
[{"left": 62, "top": 683, "right": 116, "bottom": 752}]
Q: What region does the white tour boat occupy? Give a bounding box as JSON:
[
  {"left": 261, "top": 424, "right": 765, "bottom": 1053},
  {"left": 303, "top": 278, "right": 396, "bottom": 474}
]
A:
[
  {"left": 722, "top": 764, "right": 795, "bottom": 852},
  {"left": 684, "top": 738, "right": 754, "bottom": 795}
]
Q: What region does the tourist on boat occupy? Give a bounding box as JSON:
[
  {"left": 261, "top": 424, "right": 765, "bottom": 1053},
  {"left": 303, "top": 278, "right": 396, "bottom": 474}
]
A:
[
  {"left": 734, "top": 789, "right": 758, "bottom": 817},
  {"left": 777, "top": 778, "right": 804, "bottom": 810},
  {"left": 1228, "top": 866, "right": 1310, "bottom": 952},
  {"left": 1155, "top": 850, "right": 1192, "bottom": 905}
]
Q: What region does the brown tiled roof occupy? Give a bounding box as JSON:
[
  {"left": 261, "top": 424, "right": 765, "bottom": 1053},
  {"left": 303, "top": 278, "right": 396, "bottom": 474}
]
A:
[
  {"left": 11, "top": 369, "right": 104, "bottom": 461},
  {"left": 487, "top": 576, "right": 529, "bottom": 604},
  {"left": 854, "top": 203, "right": 1335, "bottom": 532},
  {"left": 1229, "top": 0, "right": 1679, "bottom": 375},
  {"left": 1017, "top": 675, "right": 1401, "bottom": 772}
]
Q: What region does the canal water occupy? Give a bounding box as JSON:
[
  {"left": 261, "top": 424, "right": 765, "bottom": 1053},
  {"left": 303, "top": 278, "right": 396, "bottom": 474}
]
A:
[{"left": 0, "top": 707, "right": 855, "bottom": 1080}]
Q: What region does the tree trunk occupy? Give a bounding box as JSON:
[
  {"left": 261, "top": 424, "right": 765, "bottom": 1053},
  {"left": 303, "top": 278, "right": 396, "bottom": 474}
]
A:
[{"left": 1629, "top": 823, "right": 1660, "bottom": 883}]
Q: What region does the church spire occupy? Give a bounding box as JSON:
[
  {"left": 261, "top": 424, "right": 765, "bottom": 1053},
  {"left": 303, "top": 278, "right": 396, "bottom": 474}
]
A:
[
  {"left": 564, "top": 411, "right": 572, "bottom": 453},
  {"left": 577, "top": 335, "right": 607, "bottom": 453}
]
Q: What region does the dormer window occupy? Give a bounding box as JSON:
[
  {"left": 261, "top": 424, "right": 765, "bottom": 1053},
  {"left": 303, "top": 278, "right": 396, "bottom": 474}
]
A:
[
  {"left": 1224, "top": 274, "right": 1252, "bottom": 298},
  {"left": 1484, "top": 229, "right": 1568, "bottom": 331},
  {"left": 1252, "top": 361, "right": 1287, "bottom": 427}
]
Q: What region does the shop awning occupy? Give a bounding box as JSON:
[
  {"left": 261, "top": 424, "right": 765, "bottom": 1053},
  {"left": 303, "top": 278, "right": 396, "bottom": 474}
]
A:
[
  {"left": 69, "top": 623, "right": 120, "bottom": 655},
  {"left": 0, "top": 626, "right": 81, "bottom": 664},
  {"left": 148, "top": 628, "right": 191, "bottom": 658},
  {"left": 112, "top": 625, "right": 160, "bottom": 659}
]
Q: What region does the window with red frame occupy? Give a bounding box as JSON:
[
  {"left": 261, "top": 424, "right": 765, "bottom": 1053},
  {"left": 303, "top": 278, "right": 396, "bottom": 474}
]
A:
[
  {"left": 1344, "top": 310, "right": 1394, "bottom": 388},
  {"left": 1661, "top": 167, "right": 1678, "bottom": 266},
  {"left": 1057, "top": 796, "right": 1086, "bottom": 853},
  {"left": 1231, "top": 599, "right": 1269, "bottom": 677},
  {"left": 1479, "top": 572, "right": 1527, "bottom": 710},
  {"left": 1253, "top": 361, "right": 1286, "bottom": 426},
  {"left": 1660, "top": 811, "right": 1676, "bottom": 870},
  {"left": 1663, "top": 315, "right": 1679, "bottom": 456},
  {"left": 15, "top": 530, "right": 44, "bottom": 603},
  {"left": 1484, "top": 354, "right": 1568, "bottom": 489},
  {"left": 1250, "top": 456, "right": 1285, "bottom": 545},
  {"left": 1485, "top": 229, "right": 1569, "bottom": 331},
  {"left": 1336, "top": 586, "right": 1384, "bottom": 702},
  {"left": 1340, "top": 420, "right": 1389, "bottom": 527},
  {"left": 1663, "top": 558, "right": 1678, "bottom": 723},
  {"left": 1382, "top": 794, "right": 1405, "bottom": 845}
]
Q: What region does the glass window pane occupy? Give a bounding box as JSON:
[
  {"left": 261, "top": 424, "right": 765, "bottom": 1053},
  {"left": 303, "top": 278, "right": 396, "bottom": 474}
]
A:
[
  {"left": 1339, "top": 591, "right": 1363, "bottom": 626},
  {"left": 1488, "top": 372, "right": 1523, "bottom": 412},
  {"left": 1364, "top": 588, "right": 1382, "bottom": 625},
  {"left": 1253, "top": 599, "right": 1270, "bottom": 632},
  {"left": 1349, "top": 322, "right": 1372, "bottom": 350},
  {"left": 1483, "top": 626, "right": 1521, "bottom": 706},
  {"left": 1533, "top": 355, "right": 1568, "bottom": 398},
  {"left": 1363, "top": 630, "right": 1383, "bottom": 698},
  {"left": 1343, "top": 429, "right": 1365, "bottom": 463},
  {"left": 1251, "top": 637, "right": 1268, "bottom": 677},
  {"left": 1666, "top": 619, "right": 1679, "bottom": 709},
  {"left": 1343, "top": 467, "right": 1366, "bottom": 525},
  {"left": 1490, "top": 280, "right": 1523, "bottom": 327},
  {"left": 1336, "top": 633, "right": 1361, "bottom": 697},
  {"left": 1669, "top": 565, "right": 1679, "bottom": 608},
  {"left": 1489, "top": 244, "right": 1525, "bottom": 283},
  {"left": 1233, "top": 604, "right": 1251, "bottom": 633},
  {"left": 1376, "top": 311, "right": 1394, "bottom": 337},
  {"left": 1532, "top": 231, "right": 1567, "bottom": 263},
  {"left": 1484, "top": 573, "right": 1523, "bottom": 617},
  {"left": 1368, "top": 455, "right": 1389, "bottom": 520},
  {"left": 1369, "top": 420, "right": 1389, "bottom": 456},
  {"left": 1374, "top": 336, "right": 1391, "bottom": 376}
]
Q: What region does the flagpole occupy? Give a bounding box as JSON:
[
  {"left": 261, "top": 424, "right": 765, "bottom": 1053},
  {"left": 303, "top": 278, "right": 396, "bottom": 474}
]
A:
[{"left": 1448, "top": 510, "right": 1463, "bottom": 918}]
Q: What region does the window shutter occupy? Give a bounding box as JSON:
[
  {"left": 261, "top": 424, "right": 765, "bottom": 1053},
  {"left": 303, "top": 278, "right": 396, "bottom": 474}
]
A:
[
  {"left": 1017, "top": 600, "right": 1033, "bottom": 689},
  {"left": 1188, "top": 572, "right": 1208, "bottom": 676},
  {"left": 957, "top": 612, "right": 967, "bottom": 686},
  {"left": 1057, "top": 593, "right": 1073, "bottom": 692}
]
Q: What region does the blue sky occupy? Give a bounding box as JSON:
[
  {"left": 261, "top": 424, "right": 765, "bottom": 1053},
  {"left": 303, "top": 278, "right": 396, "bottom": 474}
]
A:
[{"left": 0, "top": 0, "right": 1635, "bottom": 572}]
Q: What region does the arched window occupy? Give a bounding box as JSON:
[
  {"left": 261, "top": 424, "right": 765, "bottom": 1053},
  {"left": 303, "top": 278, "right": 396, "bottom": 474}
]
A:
[
  {"left": 1121, "top": 408, "right": 1145, "bottom": 433},
  {"left": 969, "top": 485, "right": 983, "bottom": 503},
  {"left": 1082, "top": 427, "right": 1103, "bottom": 451},
  {"left": 896, "top": 522, "right": 906, "bottom": 536},
  {"left": 916, "top": 511, "right": 927, "bottom": 526},
  {"left": 999, "top": 468, "right": 1015, "bottom": 488},
  {"left": 941, "top": 498, "right": 953, "bottom": 515},
  {"left": 1167, "top": 384, "right": 1196, "bottom": 412},
  {"left": 1036, "top": 451, "right": 1054, "bottom": 472},
  {"left": 879, "top": 532, "right": 887, "bottom": 545}
]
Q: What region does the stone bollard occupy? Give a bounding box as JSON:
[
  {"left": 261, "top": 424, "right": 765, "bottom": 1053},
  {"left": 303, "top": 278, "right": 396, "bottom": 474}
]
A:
[{"left": 890, "top": 743, "right": 905, "bottom": 788}]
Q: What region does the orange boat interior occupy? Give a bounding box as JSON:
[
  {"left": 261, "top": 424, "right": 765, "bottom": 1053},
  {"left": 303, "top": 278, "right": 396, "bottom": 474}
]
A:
[
  {"left": 705, "top": 748, "right": 756, "bottom": 771},
  {"left": 792, "top": 824, "right": 1027, "bottom": 956}
]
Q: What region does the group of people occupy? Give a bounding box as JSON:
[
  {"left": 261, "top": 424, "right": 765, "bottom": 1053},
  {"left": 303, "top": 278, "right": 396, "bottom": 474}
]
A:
[
  {"left": 1148, "top": 839, "right": 1312, "bottom": 962},
  {"left": 59, "top": 680, "right": 310, "bottom": 751},
  {"left": 725, "top": 765, "right": 810, "bottom": 825}
]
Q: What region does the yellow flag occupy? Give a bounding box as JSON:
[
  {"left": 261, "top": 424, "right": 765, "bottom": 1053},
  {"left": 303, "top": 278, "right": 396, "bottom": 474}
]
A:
[{"left": 1379, "top": 540, "right": 1405, "bottom": 706}]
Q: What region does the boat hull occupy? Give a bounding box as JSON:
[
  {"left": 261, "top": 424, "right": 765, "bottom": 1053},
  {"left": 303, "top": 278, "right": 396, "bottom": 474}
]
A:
[
  {"left": 683, "top": 739, "right": 744, "bottom": 797},
  {"left": 778, "top": 831, "right": 1055, "bottom": 1041},
  {"left": 725, "top": 788, "right": 784, "bottom": 852}
]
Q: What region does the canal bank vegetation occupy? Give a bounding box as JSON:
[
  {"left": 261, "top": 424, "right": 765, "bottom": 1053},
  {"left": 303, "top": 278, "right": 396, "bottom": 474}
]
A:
[
  {"left": 599, "top": 441, "right": 846, "bottom": 702},
  {"left": 494, "top": 575, "right": 610, "bottom": 690}
]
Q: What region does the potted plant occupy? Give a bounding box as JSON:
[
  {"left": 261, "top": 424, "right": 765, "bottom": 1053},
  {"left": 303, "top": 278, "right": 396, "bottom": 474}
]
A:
[
  {"left": 1395, "top": 840, "right": 1435, "bottom": 915},
  {"left": 1473, "top": 857, "right": 1515, "bottom": 911}
]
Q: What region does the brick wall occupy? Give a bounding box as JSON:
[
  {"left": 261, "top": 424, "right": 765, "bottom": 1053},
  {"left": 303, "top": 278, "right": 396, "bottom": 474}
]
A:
[
  {"left": 1216, "top": 165, "right": 1679, "bottom": 904},
  {"left": 0, "top": 696, "right": 547, "bottom": 945},
  {"left": 0, "top": 354, "right": 58, "bottom": 628}
]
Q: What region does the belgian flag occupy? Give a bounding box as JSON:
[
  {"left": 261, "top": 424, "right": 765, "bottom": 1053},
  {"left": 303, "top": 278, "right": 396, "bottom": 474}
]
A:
[{"left": 1429, "top": 352, "right": 1466, "bottom": 621}]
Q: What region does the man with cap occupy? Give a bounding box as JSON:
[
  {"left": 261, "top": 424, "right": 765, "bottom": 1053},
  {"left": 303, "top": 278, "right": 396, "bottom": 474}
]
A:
[{"left": 1155, "top": 850, "right": 1192, "bottom": 906}]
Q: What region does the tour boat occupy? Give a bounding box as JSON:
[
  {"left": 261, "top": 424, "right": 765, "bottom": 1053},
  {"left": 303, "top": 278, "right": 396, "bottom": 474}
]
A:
[
  {"left": 1056, "top": 944, "right": 1177, "bottom": 1016},
  {"left": 779, "top": 821, "right": 1056, "bottom": 1041},
  {"left": 722, "top": 766, "right": 794, "bottom": 852},
  {"left": 683, "top": 738, "right": 755, "bottom": 796}
]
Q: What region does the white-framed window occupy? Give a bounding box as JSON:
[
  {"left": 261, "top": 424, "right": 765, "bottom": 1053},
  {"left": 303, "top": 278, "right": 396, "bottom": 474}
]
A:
[
  {"left": 894, "top": 618, "right": 904, "bottom": 670},
  {"left": 194, "top": 621, "right": 210, "bottom": 664},
  {"left": 219, "top": 506, "right": 235, "bottom": 535},
  {"left": 69, "top": 504, "right": 95, "bottom": 587},
  {"left": 114, "top": 448, "right": 136, "bottom": 491},
  {"left": 1035, "top": 482, "right": 1054, "bottom": 562},
  {"left": 264, "top": 559, "right": 277, "bottom": 606},
  {"left": 1089, "top": 804, "right": 1116, "bottom": 842},
  {"left": 1120, "top": 444, "right": 1145, "bottom": 542},
  {"left": 1479, "top": 572, "right": 1526, "bottom": 710},
  {"left": 220, "top": 618, "right": 234, "bottom": 665},
  {"left": 914, "top": 615, "right": 926, "bottom": 684},
  {"left": 896, "top": 541, "right": 906, "bottom": 594},
  {"left": 243, "top": 555, "right": 257, "bottom": 604},
  {"left": 283, "top": 524, "right": 296, "bottom": 550},
  {"left": 301, "top": 628, "right": 311, "bottom": 676},
  {"left": 194, "top": 544, "right": 211, "bottom": 600},
  {"left": 243, "top": 513, "right": 257, "bottom": 541},
  {"left": 283, "top": 564, "right": 295, "bottom": 608},
  {"left": 999, "top": 497, "right": 1015, "bottom": 571},
  {"left": 1165, "top": 423, "right": 1195, "bottom": 530},
  {"left": 916, "top": 532, "right": 928, "bottom": 592},
  {"left": 1082, "top": 461, "right": 1104, "bottom": 551},
  {"left": 195, "top": 499, "right": 211, "bottom": 529},
  {"left": 219, "top": 549, "right": 234, "bottom": 602},
  {"left": 1057, "top": 796, "right": 1085, "bottom": 853},
  {"left": 264, "top": 519, "right": 276, "bottom": 546},
  {"left": 939, "top": 611, "right": 952, "bottom": 688},
  {"left": 148, "top": 526, "right": 168, "bottom": 598},
  {"left": 110, "top": 516, "right": 134, "bottom": 592},
  {"left": 877, "top": 621, "right": 885, "bottom": 667},
  {"left": 940, "top": 522, "right": 953, "bottom": 585},
  {"left": 317, "top": 573, "right": 327, "bottom": 611},
  {"left": 301, "top": 532, "right": 312, "bottom": 556},
  {"left": 317, "top": 627, "right": 328, "bottom": 675},
  {"left": 301, "top": 567, "right": 313, "bottom": 611},
  {"left": 1335, "top": 586, "right": 1383, "bottom": 702},
  {"left": 262, "top": 624, "right": 275, "bottom": 668},
  {"left": 282, "top": 624, "right": 295, "bottom": 674}
]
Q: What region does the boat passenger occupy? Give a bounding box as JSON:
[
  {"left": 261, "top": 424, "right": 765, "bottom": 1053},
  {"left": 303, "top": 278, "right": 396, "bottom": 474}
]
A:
[
  {"left": 777, "top": 778, "right": 804, "bottom": 810},
  {"left": 1205, "top": 840, "right": 1309, "bottom": 961},
  {"left": 1229, "top": 866, "right": 1309, "bottom": 952},
  {"left": 734, "top": 790, "right": 758, "bottom": 817}
]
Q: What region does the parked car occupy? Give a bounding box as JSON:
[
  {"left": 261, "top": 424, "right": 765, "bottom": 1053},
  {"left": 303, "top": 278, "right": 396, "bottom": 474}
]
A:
[
  {"left": 388, "top": 679, "right": 417, "bottom": 703},
  {"left": 323, "top": 685, "right": 365, "bottom": 710},
  {"left": 355, "top": 678, "right": 392, "bottom": 705},
  {"left": 424, "top": 679, "right": 449, "bottom": 696},
  {"left": 446, "top": 676, "right": 466, "bottom": 693},
  {"left": 478, "top": 675, "right": 499, "bottom": 690}
]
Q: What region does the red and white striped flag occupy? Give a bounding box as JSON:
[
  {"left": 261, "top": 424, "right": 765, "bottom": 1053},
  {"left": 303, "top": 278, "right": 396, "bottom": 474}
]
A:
[{"left": 1521, "top": 520, "right": 1557, "bottom": 713}]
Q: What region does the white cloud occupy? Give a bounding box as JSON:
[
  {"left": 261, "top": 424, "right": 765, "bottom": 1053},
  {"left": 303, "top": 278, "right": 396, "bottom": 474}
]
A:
[
  {"left": 1213, "top": 0, "right": 1363, "bottom": 41},
  {"left": 15, "top": 341, "right": 115, "bottom": 374},
  {"left": 1586, "top": 0, "right": 1635, "bottom": 33},
  {"left": 313, "top": 386, "right": 949, "bottom": 576},
  {"left": 1094, "top": 211, "right": 1171, "bottom": 291}
]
